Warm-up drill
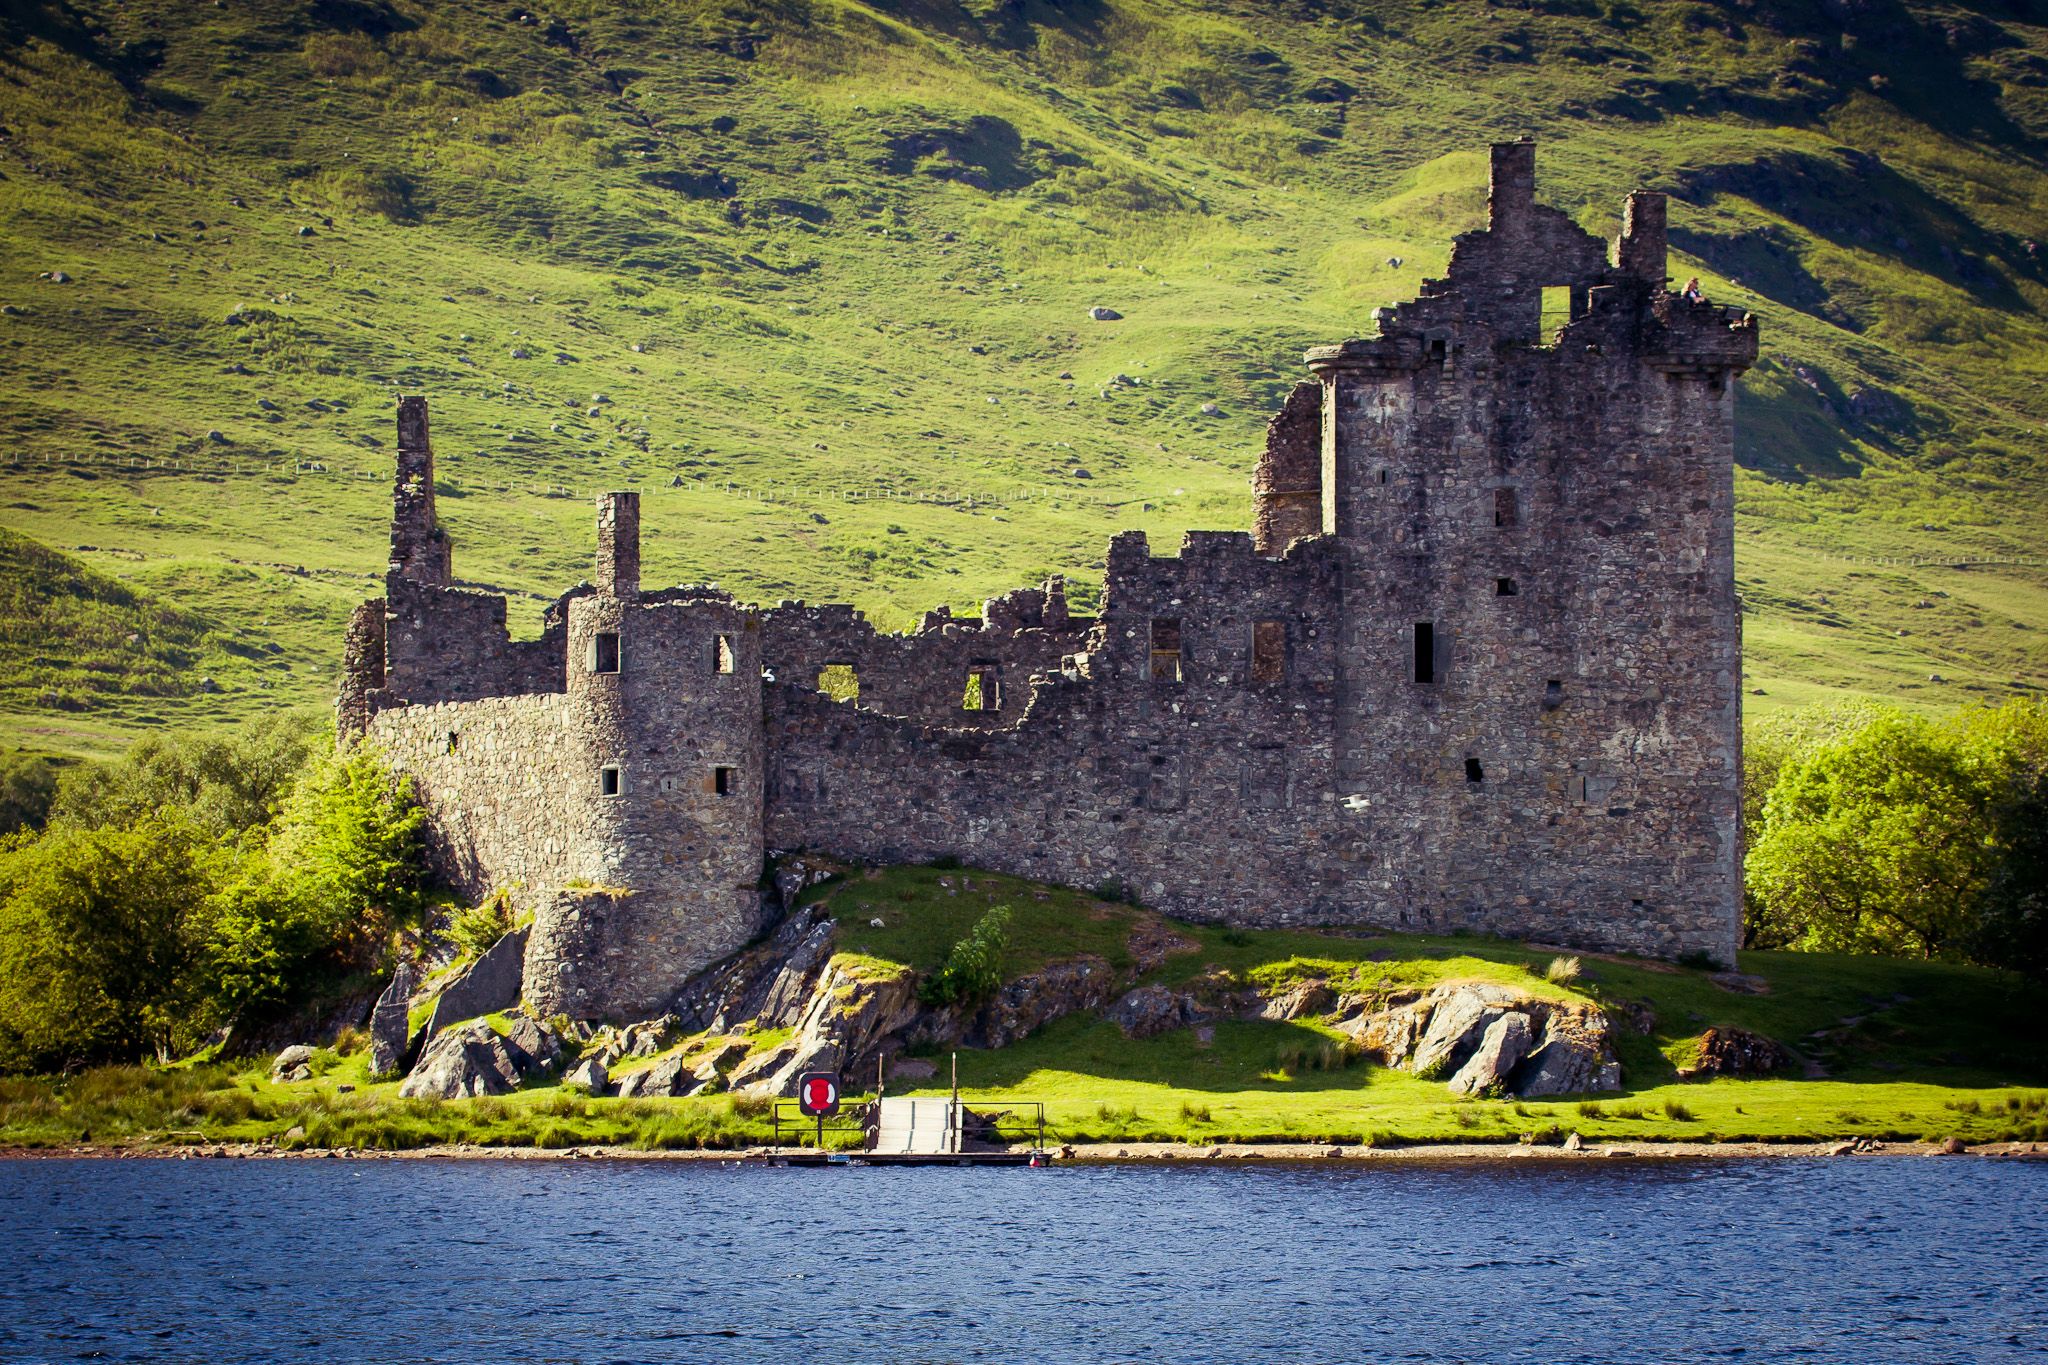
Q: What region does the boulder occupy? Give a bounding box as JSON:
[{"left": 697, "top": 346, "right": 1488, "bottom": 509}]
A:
[
  {"left": 1692, "top": 1026, "right": 1791, "bottom": 1078},
  {"left": 1105, "top": 985, "right": 1203, "bottom": 1039},
  {"left": 1447, "top": 1012, "right": 1534, "bottom": 1096},
  {"left": 399, "top": 1021, "right": 524, "bottom": 1099},
  {"left": 503, "top": 1013, "right": 563, "bottom": 1075},
  {"left": 367, "top": 962, "right": 417, "bottom": 1077},
  {"left": 1512, "top": 1031, "right": 1622, "bottom": 1097},
  {"left": 1088, "top": 306, "right": 1122, "bottom": 321},
  {"left": 270, "top": 1044, "right": 316, "bottom": 1083},
  {"left": 421, "top": 927, "right": 529, "bottom": 1043},
  {"left": 562, "top": 1057, "right": 610, "bottom": 1094},
  {"left": 1410, "top": 986, "right": 1512, "bottom": 1077},
  {"left": 615, "top": 1054, "right": 708, "bottom": 1099}
]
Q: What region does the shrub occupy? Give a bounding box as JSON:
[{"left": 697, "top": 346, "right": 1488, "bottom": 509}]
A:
[
  {"left": 447, "top": 890, "right": 514, "bottom": 962},
  {"left": 1545, "top": 955, "right": 1582, "bottom": 984},
  {"left": 917, "top": 906, "right": 1011, "bottom": 1007},
  {"left": 1662, "top": 1099, "right": 1695, "bottom": 1122}
]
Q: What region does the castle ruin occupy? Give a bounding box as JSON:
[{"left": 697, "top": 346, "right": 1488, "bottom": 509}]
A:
[{"left": 338, "top": 141, "right": 1759, "bottom": 1021}]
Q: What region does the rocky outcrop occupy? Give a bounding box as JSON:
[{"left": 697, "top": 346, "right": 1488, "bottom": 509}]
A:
[
  {"left": 615, "top": 1053, "right": 709, "bottom": 1099},
  {"left": 367, "top": 963, "right": 417, "bottom": 1077},
  {"left": 582, "top": 1015, "right": 682, "bottom": 1069},
  {"left": 398, "top": 1015, "right": 563, "bottom": 1100},
  {"left": 562, "top": 1057, "right": 609, "bottom": 1093},
  {"left": 1341, "top": 981, "right": 1621, "bottom": 1098},
  {"left": 732, "top": 959, "right": 921, "bottom": 1096},
  {"left": 671, "top": 906, "right": 834, "bottom": 1033},
  {"left": 963, "top": 956, "right": 1116, "bottom": 1049},
  {"left": 421, "top": 928, "right": 529, "bottom": 1042},
  {"left": 1105, "top": 985, "right": 1205, "bottom": 1039},
  {"left": 1687, "top": 1026, "right": 1791, "bottom": 1079}
]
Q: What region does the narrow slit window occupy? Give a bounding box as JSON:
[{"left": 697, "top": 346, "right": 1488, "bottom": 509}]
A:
[
  {"left": 599, "top": 765, "right": 621, "bottom": 798},
  {"left": 962, "top": 665, "right": 1001, "bottom": 712},
  {"left": 1413, "top": 622, "right": 1435, "bottom": 685},
  {"left": 1378, "top": 468, "right": 1390, "bottom": 485},
  {"left": 1496, "top": 577, "right": 1518, "bottom": 597},
  {"left": 1494, "top": 488, "right": 1518, "bottom": 529},
  {"left": 817, "top": 663, "right": 859, "bottom": 703},
  {"left": 1544, "top": 679, "right": 1564, "bottom": 711},
  {"left": 1150, "top": 617, "right": 1182, "bottom": 684},
  {"left": 591, "top": 631, "right": 620, "bottom": 674},
  {"left": 1465, "top": 757, "right": 1484, "bottom": 783},
  {"left": 713, "top": 634, "right": 736, "bottom": 675},
  {"left": 1250, "top": 620, "right": 1286, "bottom": 684},
  {"left": 446, "top": 731, "right": 460, "bottom": 755},
  {"left": 713, "top": 766, "right": 734, "bottom": 797}
]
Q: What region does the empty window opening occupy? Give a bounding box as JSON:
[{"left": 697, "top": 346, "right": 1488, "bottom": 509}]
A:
[
  {"left": 1540, "top": 285, "right": 1572, "bottom": 335},
  {"left": 713, "top": 634, "right": 736, "bottom": 675},
  {"left": 1494, "top": 488, "right": 1519, "bottom": 528},
  {"left": 962, "top": 665, "right": 1002, "bottom": 712},
  {"left": 591, "top": 631, "right": 620, "bottom": 674},
  {"left": 817, "top": 662, "right": 859, "bottom": 704},
  {"left": 713, "top": 766, "right": 734, "bottom": 797},
  {"left": 1250, "top": 620, "right": 1286, "bottom": 684},
  {"left": 1412, "top": 622, "right": 1435, "bottom": 685},
  {"left": 1495, "top": 577, "right": 1518, "bottom": 597},
  {"left": 599, "top": 765, "right": 621, "bottom": 798},
  {"left": 1428, "top": 337, "right": 1448, "bottom": 365},
  {"left": 1465, "top": 757, "right": 1485, "bottom": 784},
  {"left": 1543, "top": 679, "right": 1564, "bottom": 711},
  {"left": 446, "top": 731, "right": 460, "bottom": 755},
  {"left": 1150, "top": 617, "right": 1183, "bottom": 684},
  {"left": 1377, "top": 468, "right": 1390, "bottom": 485}
]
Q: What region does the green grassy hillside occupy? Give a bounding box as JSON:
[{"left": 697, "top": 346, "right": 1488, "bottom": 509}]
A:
[{"left": 2, "top": 0, "right": 2046, "bottom": 754}]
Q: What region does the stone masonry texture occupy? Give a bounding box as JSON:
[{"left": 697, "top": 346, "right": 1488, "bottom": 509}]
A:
[{"left": 339, "top": 141, "right": 1758, "bottom": 1021}]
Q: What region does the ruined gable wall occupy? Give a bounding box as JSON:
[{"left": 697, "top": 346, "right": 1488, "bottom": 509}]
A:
[
  {"left": 759, "top": 592, "right": 1094, "bottom": 729},
  {"left": 765, "top": 534, "right": 1345, "bottom": 919},
  {"left": 377, "top": 577, "right": 570, "bottom": 707}
]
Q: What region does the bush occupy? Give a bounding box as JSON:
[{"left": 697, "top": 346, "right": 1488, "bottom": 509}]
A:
[
  {"left": 1544, "top": 955, "right": 1581, "bottom": 984},
  {"left": 917, "top": 906, "right": 1011, "bottom": 1007},
  {"left": 448, "top": 890, "right": 515, "bottom": 962},
  {"left": 1662, "top": 1099, "right": 1695, "bottom": 1122}
]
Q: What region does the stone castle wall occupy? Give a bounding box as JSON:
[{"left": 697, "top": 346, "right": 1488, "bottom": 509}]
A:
[{"left": 339, "top": 140, "right": 1758, "bottom": 1020}]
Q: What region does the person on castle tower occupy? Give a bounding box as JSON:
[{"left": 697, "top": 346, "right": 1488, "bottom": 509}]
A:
[{"left": 1682, "top": 276, "right": 1705, "bottom": 304}]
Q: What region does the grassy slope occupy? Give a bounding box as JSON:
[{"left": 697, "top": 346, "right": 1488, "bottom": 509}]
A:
[
  {"left": 0, "top": 0, "right": 2044, "bottom": 757},
  {"left": 9, "top": 863, "right": 2036, "bottom": 1152}
]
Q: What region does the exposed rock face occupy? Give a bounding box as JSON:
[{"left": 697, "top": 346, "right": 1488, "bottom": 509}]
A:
[
  {"left": 401, "top": 1021, "right": 524, "bottom": 1099},
  {"left": 1257, "top": 981, "right": 1333, "bottom": 1022},
  {"left": 1343, "top": 981, "right": 1621, "bottom": 1098},
  {"left": 399, "top": 1015, "right": 563, "bottom": 1099},
  {"left": 1690, "top": 1026, "right": 1791, "bottom": 1078},
  {"left": 732, "top": 959, "right": 921, "bottom": 1096},
  {"left": 422, "top": 928, "right": 529, "bottom": 1041},
  {"left": 1105, "top": 985, "right": 1204, "bottom": 1039},
  {"left": 1447, "top": 1012, "right": 1534, "bottom": 1096},
  {"left": 368, "top": 963, "right": 417, "bottom": 1077},
  {"left": 671, "top": 905, "right": 834, "bottom": 1033},
  {"left": 962, "top": 956, "right": 1116, "bottom": 1049}
]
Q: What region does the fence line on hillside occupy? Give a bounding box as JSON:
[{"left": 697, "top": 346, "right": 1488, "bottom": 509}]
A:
[{"left": 0, "top": 451, "right": 1116, "bottom": 510}]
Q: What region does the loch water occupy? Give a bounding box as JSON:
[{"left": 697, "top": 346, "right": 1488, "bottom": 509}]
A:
[{"left": 0, "top": 1154, "right": 2041, "bottom": 1364}]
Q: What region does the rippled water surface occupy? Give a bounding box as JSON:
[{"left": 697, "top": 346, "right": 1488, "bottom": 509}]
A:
[{"left": 1, "top": 1155, "right": 2043, "bottom": 1363}]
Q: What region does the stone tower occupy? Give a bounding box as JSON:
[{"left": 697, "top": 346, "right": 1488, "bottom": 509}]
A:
[{"left": 1300, "top": 137, "right": 1756, "bottom": 955}]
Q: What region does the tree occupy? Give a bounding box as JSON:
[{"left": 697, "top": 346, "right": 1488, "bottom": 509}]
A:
[
  {"left": 0, "top": 812, "right": 218, "bottom": 1070},
  {"left": 50, "top": 712, "right": 317, "bottom": 839},
  {"left": 1746, "top": 709, "right": 1994, "bottom": 959}
]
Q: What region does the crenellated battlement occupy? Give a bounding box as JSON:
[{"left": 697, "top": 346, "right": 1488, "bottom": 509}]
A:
[{"left": 339, "top": 139, "right": 1755, "bottom": 1021}]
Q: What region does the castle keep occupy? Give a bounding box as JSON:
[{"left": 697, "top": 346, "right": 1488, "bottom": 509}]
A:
[{"left": 338, "top": 142, "right": 1759, "bottom": 1021}]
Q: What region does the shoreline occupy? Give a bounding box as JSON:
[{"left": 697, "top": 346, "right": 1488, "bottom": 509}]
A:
[{"left": 4, "top": 1138, "right": 2043, "bottom": 1164}]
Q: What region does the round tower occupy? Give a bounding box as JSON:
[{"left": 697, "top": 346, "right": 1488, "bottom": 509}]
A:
[{"left": 523, "top": 492, "right": 767, "bottom": 1021}]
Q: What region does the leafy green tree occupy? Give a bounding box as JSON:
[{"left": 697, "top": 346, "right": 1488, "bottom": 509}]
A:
[
  {"left": 0, "top": 812, "right": 218, "bottom": 1070},
  {"left": 1746, "top": 709, "right": 1994, "bottom": 959},
  {"left": 51, "top": 713, "right": 318, "bottom": 838},
  {"left": 196, "top": 748, "right": 428, "bottom": 1024},
  {"left": 0, "top": 752, "right": 62, "bottom": 835}
]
